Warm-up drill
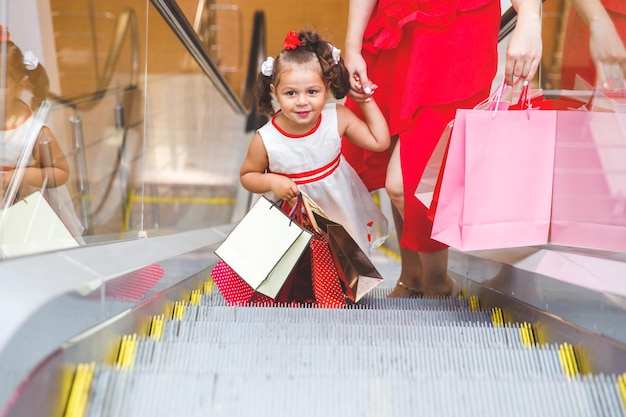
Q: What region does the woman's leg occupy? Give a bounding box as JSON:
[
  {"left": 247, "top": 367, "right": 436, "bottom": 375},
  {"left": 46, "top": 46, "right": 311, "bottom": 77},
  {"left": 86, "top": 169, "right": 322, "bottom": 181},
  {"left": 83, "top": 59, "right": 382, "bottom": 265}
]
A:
[
  {"left": 387, "top": 204, "right": 425, "bottom": 297},
  {"left": 385, "top": 139, "right": 458, "bottom": 298},
  {"left": 419, "top": 249, "right": 459, "bottom": 297},
  {"left": 385, "top": 140, "right": 424, "bottom": 297}
]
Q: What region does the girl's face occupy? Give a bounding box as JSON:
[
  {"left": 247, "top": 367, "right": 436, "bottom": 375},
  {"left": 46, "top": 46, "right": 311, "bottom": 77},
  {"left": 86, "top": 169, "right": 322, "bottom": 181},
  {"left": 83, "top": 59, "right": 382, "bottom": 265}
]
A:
[{"left": 271, "top": 64, "right": 328, "bottom": 133}]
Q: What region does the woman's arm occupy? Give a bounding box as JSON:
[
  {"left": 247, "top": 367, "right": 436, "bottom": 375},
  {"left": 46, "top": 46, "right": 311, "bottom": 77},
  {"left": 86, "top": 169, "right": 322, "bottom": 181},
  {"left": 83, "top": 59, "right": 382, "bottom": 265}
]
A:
[
  {"left": 506, "top": 0, "right": 543, "bottom": 84},
  {"left": 343, "top": 0, "right": 378, "bottom": 97},
  {"left": 569, "top": 0, "right": 626, "bottom": 83}
]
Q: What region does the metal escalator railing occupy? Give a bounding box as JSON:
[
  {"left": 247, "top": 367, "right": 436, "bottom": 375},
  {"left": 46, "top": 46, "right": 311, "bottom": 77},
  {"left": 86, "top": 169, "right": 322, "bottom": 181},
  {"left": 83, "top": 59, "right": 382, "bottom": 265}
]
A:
[
  {"left": 49, "top": 8, "right": 140, "bottom": 108},
  {"left": 46, "top": 8, "right": 141, "bottom": 235},
  {"left": 191, "top": 0, "right": 244, "bottom": 74},
  {"left": 151, "top": 0, "right": 246, "bottom": 115}
]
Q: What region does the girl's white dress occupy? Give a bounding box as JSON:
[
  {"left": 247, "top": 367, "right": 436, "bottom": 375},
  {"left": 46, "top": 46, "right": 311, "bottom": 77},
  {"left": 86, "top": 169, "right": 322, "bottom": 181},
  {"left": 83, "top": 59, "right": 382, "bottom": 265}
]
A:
[
  {"left": 1, "top": 103, "right": 84, "bottom": 238},
  {"left": 258, "top": 103, "right": 388, "bottom": 255}
]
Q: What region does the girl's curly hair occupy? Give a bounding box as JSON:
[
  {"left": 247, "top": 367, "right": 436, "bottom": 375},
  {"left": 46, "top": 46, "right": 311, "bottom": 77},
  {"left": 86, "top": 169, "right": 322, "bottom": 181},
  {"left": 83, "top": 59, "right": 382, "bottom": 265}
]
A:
[
  {"left": 4, "top": 40, "right": 50, "bottom": 110},
  {"left": 254, "top": 30, "right": 350, "bottom": 116}
]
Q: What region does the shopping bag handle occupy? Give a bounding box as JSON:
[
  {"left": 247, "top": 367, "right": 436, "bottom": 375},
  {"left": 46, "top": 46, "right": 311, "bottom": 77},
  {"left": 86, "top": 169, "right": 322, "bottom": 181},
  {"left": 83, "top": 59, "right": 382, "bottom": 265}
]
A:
[
  {"left": 585, "top": 79, "right": 626, "bottom": 112},
  {"left": 488, "top": 79, "right": 533, "bottom": 119},
  {"left": 269, "top": 195, "right": 304, "bottom": 227},
  {"left": 300, "top": 191, "right": 331, "bottom": 234}
]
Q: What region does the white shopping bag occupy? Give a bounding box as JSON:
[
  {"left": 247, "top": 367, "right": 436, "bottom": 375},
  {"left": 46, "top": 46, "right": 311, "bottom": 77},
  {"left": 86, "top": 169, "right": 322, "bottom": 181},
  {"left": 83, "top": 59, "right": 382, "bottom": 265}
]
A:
[
  {"left": 414, "top": 120, "right": 454, "bottom": 208},
  {"left": 215, "top": 196, "right": 312, "bottom": 298},
  {"left": 0, "top": 191, "right": 80, "bottom": 258}
]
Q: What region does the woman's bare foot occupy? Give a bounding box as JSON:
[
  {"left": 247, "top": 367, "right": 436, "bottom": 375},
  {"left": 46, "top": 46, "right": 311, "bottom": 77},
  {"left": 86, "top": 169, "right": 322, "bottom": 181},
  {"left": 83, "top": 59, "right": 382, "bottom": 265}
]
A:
[{"left": 388, "top": 277, "right": 423, "bottom": 298}]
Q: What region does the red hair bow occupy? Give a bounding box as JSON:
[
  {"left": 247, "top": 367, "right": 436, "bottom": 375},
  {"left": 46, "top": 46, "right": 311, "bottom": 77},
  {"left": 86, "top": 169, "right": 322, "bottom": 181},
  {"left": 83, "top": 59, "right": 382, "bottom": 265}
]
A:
[
  {"left": 0, "top": 25, "right": 10, "bottom": 42},
  {"left": 284, "top": 31, "right": 302, "bottom": 50}
]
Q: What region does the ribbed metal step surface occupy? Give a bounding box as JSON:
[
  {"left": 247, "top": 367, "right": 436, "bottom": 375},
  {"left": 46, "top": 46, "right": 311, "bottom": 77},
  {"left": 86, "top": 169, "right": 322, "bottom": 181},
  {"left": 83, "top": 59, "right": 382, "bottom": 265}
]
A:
[{"left": 63, "top": 285, "right": 626, "bottom": 417}]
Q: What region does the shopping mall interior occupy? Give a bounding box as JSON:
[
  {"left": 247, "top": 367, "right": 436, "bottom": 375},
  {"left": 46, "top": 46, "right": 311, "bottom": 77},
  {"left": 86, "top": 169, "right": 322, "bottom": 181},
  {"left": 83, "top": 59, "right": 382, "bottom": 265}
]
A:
[{"left": 1, "top": 0, "right": 626, "bottom": 416}]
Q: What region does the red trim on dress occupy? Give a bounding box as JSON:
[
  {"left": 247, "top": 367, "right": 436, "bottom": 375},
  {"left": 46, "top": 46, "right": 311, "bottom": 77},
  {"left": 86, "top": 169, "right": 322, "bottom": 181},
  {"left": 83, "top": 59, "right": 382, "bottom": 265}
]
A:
[
  {"left": 271, "top": 110, "right": 323, "bottom": 138},
  {"left": 270, "top": 153, "right": 341, "bottom": 185}
]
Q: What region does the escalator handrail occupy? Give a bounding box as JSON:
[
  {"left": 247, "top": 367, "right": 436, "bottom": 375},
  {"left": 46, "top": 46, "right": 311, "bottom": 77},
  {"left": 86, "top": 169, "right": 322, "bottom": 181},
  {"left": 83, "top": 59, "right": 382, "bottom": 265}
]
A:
[
  {"left": 499, "top": 5, "right": 518, "bottom": 42},
  {"left": 101, "top": 8, "right": 140, "bottom": 89},
  {"left": 48, "top": 8, "right": 140, "bottom": 110},
  {"left": 242, "top": 11, "right": 265, "bottom": 111},
  {"left": 150, "top": 0, "right": 247, "bottom": 115},
  {"left": 243, "top": 11, "right": 269, "bottom": 132}
]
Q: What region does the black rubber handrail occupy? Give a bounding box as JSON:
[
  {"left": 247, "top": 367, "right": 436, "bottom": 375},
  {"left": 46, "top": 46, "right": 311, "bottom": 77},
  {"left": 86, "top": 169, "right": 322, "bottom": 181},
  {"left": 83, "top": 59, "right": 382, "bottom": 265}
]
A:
[
  {"left": 244, "top": 11, "right": 269, "bottom": 132},
  {"left": 499, "top": 5, "right": 518, "bottom": 42},
  {"left": 48, "top": 8, "right": 140, "bottom": 110},
  {"left": 150, "top": 0, "right": 246, "bottom": 115}
]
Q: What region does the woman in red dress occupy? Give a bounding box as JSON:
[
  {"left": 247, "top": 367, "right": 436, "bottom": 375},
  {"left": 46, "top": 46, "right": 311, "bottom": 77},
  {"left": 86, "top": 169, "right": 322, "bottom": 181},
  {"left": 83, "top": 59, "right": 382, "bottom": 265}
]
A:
[{"left": 342, "top": 0, "right": 543, "bottom": 297}]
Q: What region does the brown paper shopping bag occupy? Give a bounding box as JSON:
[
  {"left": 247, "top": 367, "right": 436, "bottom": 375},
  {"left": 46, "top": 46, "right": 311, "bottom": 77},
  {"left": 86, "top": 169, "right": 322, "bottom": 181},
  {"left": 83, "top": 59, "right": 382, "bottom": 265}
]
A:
[{"left": 300, "top": 192, "right": 383, "bottom": 303}]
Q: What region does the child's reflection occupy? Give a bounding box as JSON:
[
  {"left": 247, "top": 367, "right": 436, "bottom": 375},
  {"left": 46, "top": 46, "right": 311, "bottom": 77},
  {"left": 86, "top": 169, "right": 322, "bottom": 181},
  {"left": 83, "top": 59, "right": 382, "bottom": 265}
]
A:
[{"left": 1, "top": 26, "right": 84, "bottom": 238}]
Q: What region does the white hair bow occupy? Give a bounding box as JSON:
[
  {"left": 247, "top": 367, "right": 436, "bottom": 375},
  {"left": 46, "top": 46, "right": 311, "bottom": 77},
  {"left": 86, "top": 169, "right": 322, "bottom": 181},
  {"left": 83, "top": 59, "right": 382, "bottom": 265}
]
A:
[
  {"left": 23, "top": 50, "right": 38, "bottom": 70},
  {"left": 330, "top": 45, "right": 341, "bottom": 65},
  {"left": 261, "top": 56, "right": 274, "bottom": 77}
]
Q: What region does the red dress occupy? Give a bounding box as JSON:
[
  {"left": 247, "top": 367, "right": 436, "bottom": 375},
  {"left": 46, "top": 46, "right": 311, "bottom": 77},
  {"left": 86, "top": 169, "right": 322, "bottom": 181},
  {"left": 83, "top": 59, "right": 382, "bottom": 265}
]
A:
[{"left": 343, "top": 0, "right": 501, "bottom": 252}]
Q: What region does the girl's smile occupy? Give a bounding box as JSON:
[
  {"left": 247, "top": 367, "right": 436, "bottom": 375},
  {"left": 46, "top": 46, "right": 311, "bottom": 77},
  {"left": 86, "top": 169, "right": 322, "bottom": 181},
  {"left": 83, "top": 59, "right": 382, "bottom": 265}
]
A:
[
  {"left": 296, "top": 110, "right": 311, "bottom": 118},
  {"left": 271, "top": 66, "right": 328, "bottom": 134}
]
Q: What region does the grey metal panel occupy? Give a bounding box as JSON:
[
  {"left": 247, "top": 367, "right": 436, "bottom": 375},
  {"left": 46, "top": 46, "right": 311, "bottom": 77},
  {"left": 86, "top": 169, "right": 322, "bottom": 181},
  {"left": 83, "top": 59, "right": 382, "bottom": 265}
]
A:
[
  {"left": 448, "top": 249, "right": 626, "bottom": 374},
  {"left": 0, "top": 226, "right": 231, "bottom": 412}
]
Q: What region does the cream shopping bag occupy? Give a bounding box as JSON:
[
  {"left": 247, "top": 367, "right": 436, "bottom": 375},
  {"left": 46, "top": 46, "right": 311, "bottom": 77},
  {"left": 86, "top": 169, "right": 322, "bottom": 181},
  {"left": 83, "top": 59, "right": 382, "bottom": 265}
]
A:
[
  {"left": 215, "top": 196, "right": 312, "bottom": 298},
  {"left": 0, "top": 191, "right": 80, "bottom": 258}
]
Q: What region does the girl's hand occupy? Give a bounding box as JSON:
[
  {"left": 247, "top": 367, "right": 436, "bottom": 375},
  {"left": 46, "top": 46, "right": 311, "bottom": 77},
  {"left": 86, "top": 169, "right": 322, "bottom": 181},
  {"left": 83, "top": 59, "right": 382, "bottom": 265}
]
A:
[
  {"left": 271, "top": 176, "right": 300, "bottom": 201},
  {"left": 348, "top": 83, "right": 378, "bottom": 102}
]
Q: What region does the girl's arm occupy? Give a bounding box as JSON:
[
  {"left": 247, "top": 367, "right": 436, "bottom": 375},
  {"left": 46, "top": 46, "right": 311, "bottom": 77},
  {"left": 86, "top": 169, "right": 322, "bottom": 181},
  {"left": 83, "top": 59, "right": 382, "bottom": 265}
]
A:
[
  {"left": 506, "top": 0, "right": 543, "bottom": 84},
  {"left": 240, "top": 133, "right": 300, "bottom": 200},
  {"left": 3, "top": 127, "right": 70, "bottom": 190},
  {"left": 569, "top": 0, "right": 626, "bottom": 81},
  {"left": 36, "top": 127, "right": 70, "bottom": 187},
  {"left": 338, "top": 101, "right": 390, "bottom": 152}
]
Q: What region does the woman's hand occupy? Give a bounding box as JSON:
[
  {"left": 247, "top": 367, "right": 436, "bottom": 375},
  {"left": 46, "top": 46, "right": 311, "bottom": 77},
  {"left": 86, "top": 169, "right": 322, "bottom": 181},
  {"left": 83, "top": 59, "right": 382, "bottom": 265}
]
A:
[
  {"left": 344, "top": 49, "right": 376, "bottom": 101},
  {"left": 588, "top": 16, "right": 626, "bottom": 88},
  {"left": 569, "top": 0, "right": 626, "bottom": 88},
  {"left": 506, "top": 0, "right": 543, "bottom": 85}
]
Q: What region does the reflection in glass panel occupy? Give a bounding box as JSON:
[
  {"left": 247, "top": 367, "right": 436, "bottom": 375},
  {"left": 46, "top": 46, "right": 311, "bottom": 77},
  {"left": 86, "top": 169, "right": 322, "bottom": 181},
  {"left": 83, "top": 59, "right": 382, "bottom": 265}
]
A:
[
  {"left": 0, "top": 7, "right": 85, "bottom": 258},
  {"left": 0, "top": 0, "right": 620, "bottom": 259},
  {"left": 0, "top": 0, "right": 254, "bottom": 259}
]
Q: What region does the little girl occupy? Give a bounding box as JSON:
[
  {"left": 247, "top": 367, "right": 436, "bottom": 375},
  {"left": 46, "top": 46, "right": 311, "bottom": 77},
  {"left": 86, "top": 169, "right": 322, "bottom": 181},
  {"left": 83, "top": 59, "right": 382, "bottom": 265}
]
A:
[
  {"left": 240, "top": 30, "right": 391, "bottom": 255},
  {"left": 1, "top": 28, "right": 84, "bottom": 237}
]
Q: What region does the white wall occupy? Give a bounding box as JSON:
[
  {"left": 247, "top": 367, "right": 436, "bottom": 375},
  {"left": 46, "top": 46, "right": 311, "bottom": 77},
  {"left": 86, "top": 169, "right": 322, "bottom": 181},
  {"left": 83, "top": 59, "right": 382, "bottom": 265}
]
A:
[
  {"left": 501, "top": 0, "right": 513, "bottom": 14},
  {"left": 2, "top": 0, "right": 60, "bottom": 93}
]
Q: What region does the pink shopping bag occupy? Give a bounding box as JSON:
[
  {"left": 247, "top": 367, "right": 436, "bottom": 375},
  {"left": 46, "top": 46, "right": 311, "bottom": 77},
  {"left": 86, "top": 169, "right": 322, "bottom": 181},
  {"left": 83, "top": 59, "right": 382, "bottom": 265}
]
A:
[
  {"left": 551, "top": 110, "right": 626, "bottom": 252},
  {"left": 431, "top": 107, "right": 558, "bottom": 251}
]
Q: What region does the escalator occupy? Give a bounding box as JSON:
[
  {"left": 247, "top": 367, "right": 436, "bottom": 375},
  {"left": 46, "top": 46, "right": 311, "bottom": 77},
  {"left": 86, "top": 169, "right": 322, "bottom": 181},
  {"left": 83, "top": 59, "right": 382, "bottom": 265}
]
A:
[
  {"left": 5, "top": 248, "right": 626, "bottom": 416},
  {"left": 1, "top": 0, "right": 626, "bottom": 416}
]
